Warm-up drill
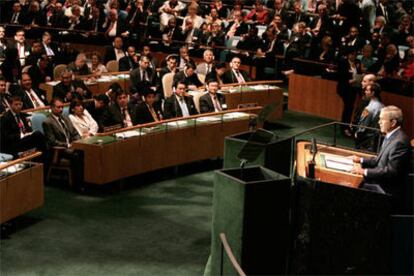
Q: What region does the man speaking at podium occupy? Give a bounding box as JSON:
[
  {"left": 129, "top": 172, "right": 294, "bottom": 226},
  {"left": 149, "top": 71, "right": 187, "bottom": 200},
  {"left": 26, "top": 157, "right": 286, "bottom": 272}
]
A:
[{"left": 351, "top": 106, "right": 411, "bottom": 211}]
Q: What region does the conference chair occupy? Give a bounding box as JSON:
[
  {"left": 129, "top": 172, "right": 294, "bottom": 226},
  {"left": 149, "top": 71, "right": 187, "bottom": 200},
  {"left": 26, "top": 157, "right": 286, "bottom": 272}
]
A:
[
  {"left": 197, "top": 73, "right": 206, "bottom": 84},
  {"left": 162, "top": 72, "right": 174, "bottom": 98},
  {"left": 106, "top": 60, "right": 119, "bottom": 72}
]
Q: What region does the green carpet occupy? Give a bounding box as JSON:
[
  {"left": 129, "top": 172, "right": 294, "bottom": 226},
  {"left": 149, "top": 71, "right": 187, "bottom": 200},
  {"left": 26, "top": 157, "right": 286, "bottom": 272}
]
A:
[{"left": 1, "top": 111, "right": 352, "bottom": 276}]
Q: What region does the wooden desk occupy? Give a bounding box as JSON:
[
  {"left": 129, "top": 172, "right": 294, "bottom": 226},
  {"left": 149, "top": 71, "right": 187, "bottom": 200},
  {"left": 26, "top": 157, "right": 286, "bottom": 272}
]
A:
[
  {"left": 191, "top": 83, "right": 284, "bottom": 122},
  {"left": 72, "top": 109, "right": 259, "bottom": 185},
  {"left": 40, "top": 73, "right": 130, "bottom": 102},
  {"left": 0, "top": 153, "right": 44, "bottom": 224},
  {"left": 296, "top": 141, "right": 374, "bottom": 188},
  {"left": 288, "top": 73, "right": 414, "bottom": 137}
]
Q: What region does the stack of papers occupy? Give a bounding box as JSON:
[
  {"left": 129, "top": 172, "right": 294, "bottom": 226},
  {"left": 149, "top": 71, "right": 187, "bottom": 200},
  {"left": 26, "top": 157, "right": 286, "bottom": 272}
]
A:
[
  {"left": 322, "top": 153, "right": 354, "bottom": 172},
  {"left": 115, "top": 130, "right": 143, "bottom": 139},
  {"left": 0, "top": 163, "right": 25, "bottom": 176},
  {"left": 223, "top": 112, "right": 249, "bottom": 120},
  {"left": 196, "top": 116, "right": 222, "bottom": 123},
  {"left": 166, "top": 121, "right": 188, "bottom": 128}
]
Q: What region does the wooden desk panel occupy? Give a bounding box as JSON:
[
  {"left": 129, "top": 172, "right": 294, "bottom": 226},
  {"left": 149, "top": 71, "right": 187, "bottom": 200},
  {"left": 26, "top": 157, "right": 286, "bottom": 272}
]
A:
[
  {"left": 73, "top": 118, "right": 252, "bottom": 184},
  {"left": 296, "top": 141, "right": 374, "bottom": 189},
  {"left": 0, "top": 163, "right": 44, "bottom": 224},
  {"left": 288, "top": 74, "right": 343, "bottom": 120},
  {"left": 288, "top": 74, "right": 414, "bottom": 137}
]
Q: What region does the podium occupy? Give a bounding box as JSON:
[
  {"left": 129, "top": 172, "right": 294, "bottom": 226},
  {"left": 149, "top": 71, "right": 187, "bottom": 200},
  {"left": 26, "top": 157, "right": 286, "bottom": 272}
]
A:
[
  {"left": 290, "top": 141, "right": 392, "bottom": 274},
  {"left": 209, "top": 166, "right": 291, "bottom": 275}
]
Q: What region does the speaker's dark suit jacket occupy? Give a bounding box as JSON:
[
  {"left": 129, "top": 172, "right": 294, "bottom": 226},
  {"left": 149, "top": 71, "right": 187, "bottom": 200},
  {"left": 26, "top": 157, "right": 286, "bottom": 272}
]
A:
[
  {"left": 102, "top": 103, "right": 139, "bottom": 128},
  {"left": 103, "top": 46, "right": 126, "bottom": 64},
  {"left": 362, "top": 128, "right": 411, "bottom": 198},
  {"left": 199, "top": 93, "right": 226, "bottom": 114},
  {"left": 136, "top": 102, "right": 163, "bottom": 124},
  {"left": 42, "top": 114, "right": 81, "bottom": 148},
  {"left": 222, "top": 69, "right": 251, "bottom": 84},
  {"left": 163, "top": 95, "right": 198, "bottom": 119}
]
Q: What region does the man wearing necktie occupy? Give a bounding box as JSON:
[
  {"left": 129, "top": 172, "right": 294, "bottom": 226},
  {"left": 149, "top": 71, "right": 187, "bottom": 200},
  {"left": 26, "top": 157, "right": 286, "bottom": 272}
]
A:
[
  {"left": 136, "top": 88, "right": 164, "bottom": 124},
  {"left": 102, "top": 90, "right": 139, "bottom": 128},
  {"left": 163, "top": 81, "right": 198, "bottom": 119},
  {"left": 15, "top": 73, "right": 48, "bottom": 110},
  {"left": 0, "top": 95, "right": 46, "bottom": 156},
  {"left": 43, "top": 98, "right": 84, "bottom": 191},
  {"left": 199, "top": 79, "right": 226, "bottom": 113},
  {"left": 223, "top": 57, "right": 251, "bottom": 84},
  {"left": 130, "top": 56, "right": 157, "bottom": 95},
  {"left": 0, "top": 77, "right": 11, "bottom": 114},
  {"left": 196, "top": 49, "right": 215, "bottom": 76},
  {"left": 352, "top": 106, "right": 411, "bottom": 212}
]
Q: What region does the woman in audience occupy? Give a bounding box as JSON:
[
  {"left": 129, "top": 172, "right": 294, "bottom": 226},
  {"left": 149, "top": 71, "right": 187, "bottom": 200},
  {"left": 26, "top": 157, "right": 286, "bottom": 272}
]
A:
[
  {"left": 69, "top": 99, "right": 99, "bottom": 138},
  {"left": 89, "top": 52, "right": 108, "bottom": 76},
  {"left": 182, "top": 3, "right": 204, "bottom": 30},
  {"left": 311, "top": 35, "right": 335, "bottom": 64},
  {"left": 354, "top": 83, "right": 384, "bottom": 150}
]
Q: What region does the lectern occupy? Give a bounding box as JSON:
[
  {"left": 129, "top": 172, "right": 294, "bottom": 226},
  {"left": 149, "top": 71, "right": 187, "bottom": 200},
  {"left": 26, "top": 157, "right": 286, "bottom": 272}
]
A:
[{"left": 290, "top": 141, "right": 392, "bottom": 274}]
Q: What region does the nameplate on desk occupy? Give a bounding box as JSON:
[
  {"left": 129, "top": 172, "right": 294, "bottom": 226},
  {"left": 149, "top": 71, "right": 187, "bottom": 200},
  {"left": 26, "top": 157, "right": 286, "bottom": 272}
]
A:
[{"left": 238, "top": 103, "right": 258, "bottom": 109}]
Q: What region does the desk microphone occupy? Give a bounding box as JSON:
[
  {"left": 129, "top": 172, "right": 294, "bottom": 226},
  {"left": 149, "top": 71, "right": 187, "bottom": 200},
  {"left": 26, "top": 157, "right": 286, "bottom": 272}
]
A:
[{"left": 307, "top": 138, "right": 317, "bottom": 178}]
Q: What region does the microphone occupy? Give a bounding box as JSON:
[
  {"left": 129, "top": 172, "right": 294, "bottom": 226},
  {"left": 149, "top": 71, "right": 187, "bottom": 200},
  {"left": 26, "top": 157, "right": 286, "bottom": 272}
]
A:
[{"left": 307, "top": 138, "right": 317, "bottom": 179}]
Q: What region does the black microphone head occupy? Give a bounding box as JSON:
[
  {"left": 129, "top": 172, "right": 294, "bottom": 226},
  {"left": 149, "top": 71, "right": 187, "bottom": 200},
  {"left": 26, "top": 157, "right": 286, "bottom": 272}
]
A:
[{"left": 310, "top": 137, "right": 317, "bottom": 154}]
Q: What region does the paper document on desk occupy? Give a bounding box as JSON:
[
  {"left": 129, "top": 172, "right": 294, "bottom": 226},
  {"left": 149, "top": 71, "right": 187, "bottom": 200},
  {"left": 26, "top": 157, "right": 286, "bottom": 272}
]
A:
[
  {"left": 223, "top": 112, "right": 249, "bottom": 120},
  {"left": 0, "top": 163, "right": 25, "bottom": 176},
  {"left": 166, "top": 121, "right": 188, "bottom": 128},
  {"left": 115, "top": 130, "right": 143, "bottom": 139},
  {"left": 46, "top": 81, "right": 61, "bottom": 86},
  {"left": 322, "top": 153, "right": 354, "bottom": 172},
  {"left": 251, "top": 85, "right": 277, "bottom": 90}
]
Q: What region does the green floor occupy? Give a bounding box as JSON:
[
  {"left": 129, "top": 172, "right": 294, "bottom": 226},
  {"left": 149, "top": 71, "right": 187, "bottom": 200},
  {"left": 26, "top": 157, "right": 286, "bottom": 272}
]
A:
[{"left": 1, "top": 111, "right": 350, "bottom": 276}]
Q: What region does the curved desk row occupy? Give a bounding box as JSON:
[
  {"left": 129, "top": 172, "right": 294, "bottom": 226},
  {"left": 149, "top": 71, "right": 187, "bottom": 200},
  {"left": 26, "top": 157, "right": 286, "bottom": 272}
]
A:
[{"left": 72, "top": 108, "right": 261, "bottom": 185}]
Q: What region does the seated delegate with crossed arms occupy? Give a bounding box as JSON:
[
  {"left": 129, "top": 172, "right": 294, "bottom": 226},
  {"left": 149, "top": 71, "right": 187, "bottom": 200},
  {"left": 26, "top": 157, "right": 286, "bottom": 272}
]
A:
[{"left": 163, "top": 81, "right": 198, "bottom": 119}]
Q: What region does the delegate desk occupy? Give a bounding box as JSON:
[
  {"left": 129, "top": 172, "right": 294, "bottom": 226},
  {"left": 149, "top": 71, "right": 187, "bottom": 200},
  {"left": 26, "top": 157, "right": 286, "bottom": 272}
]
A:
[
  {"left": 40, "top": 72, "right": 130, "bottom": 102},
  {"left": 296, "top": 141, "right": 374, "bottom": 188},
  {"left": 288, "top": 73, "right": 414, "bottom": 137},
  {"left": 72, "top": 108, "right": 260, "bottom": 185},
  {"left": 190, "top": 81, "right": 284, "bottom": 122},
  {"left": 0, "top": 152, "right": 44, "bottom": 224}
]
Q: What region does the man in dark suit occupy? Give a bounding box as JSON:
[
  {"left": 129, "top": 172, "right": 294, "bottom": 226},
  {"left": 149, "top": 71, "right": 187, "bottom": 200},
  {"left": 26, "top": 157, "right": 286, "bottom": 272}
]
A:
[
  {"left": 222, "top": 57, "right": 251, "bottom": 84},
  {"left": 119, "top": 46, "right": 138, "bottom": 71},
  {"left": 0, "top": 77, "right": 11, "bottom": 114},
  {"left": 8, "top": 2, "right": 24, "bottom": 25},
  {"left": 103, "top": 36, "right": 125, "bottom": 64},
  {"left": 0, "top": 95, "right": 45, "bottom": 156},
  {"left": 352, "top": 105, "right": 411, "bottom": 212},
  {"left": 159, "top": 54, "right": 179, "bottom": 81},
  {"left": 199, "top": 79, "right": 226, "bottom": 113},
  {"left": 286, "top": 1, "right": 309, "bottom": 29},
  {"left": 53, "top": 70, "right": 92, "bottom": 102},
  {"left": 43, "top": 97, "right": 84, "bottom": 191},
  {"left": 163, "top": 81, "right": 198, "bottom": 119},
  {"left": 130, "top": 56, "right": 158, "bottom": 95},
  {"left": 9, "top": 29, "right": 31, "bottom": 66},
  {"left": 225, "top": 10, "right": 249, "bottom": 38},
  {"left": 172, "top": 62, "right": 203, "bottom": 90},
  {"left": 85, "top": 94, "right": 110, "bottom": 132},
  {"left": 13, "top": 73, "right": 48, "bottom": 110},
  {"left": 104, "top": 9, "right": 130, "bottom": 40},
  {"left": 136, "top": 88, "right": 163, "bottom": 124},
  {"left": 102, "top": 90, "right": 139, "bottom": 129}
]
